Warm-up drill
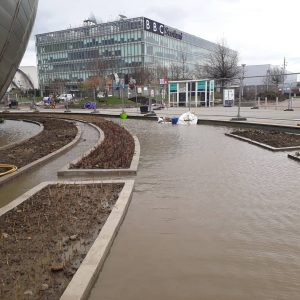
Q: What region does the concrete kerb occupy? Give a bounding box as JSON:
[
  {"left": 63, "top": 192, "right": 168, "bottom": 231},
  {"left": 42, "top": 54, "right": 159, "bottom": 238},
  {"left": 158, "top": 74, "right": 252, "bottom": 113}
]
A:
[
  {"left": 198, "top": 119, "right": 300, "bottom": 134},
  {"left": 57, "top": 126, "right": 140, "bottom": 178},
  {"left": 60, "top": 179, "right": 134, "bottom": 300},
  {"left": 0, "top": 179, "right": 135, "bottom": 300},
  {"left": 0, "top": 119, "right": 44, "bottom": 151},
  {"left": 0, "top": 123, "right": 82, "bottom": 187},
  {"left": 225, "top": 133, "right": 300, "bottom": 152},
  {"left": 58, "top": 122, "right": 104, "bottom": 175}
]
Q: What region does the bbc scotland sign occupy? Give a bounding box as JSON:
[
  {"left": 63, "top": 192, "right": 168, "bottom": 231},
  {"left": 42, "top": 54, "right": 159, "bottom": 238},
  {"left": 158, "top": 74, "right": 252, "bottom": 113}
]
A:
[{"left": 144, "top": 18, "right": 183, "bottom": 40}]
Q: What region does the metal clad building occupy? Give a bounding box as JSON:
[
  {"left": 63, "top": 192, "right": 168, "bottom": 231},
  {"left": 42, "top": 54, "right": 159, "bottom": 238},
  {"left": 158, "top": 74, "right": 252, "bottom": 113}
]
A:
[
  {"left": 0, "top": 0, "right": 39, "bottom": 100},
  {"left": 36, "top": 17, "right": 218, "bottom": 92}
]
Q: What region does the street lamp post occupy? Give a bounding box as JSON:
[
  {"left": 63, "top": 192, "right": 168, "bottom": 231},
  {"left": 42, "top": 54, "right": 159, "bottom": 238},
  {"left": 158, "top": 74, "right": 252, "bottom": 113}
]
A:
[{"left": 231, "top": 63, "right": 247, "bottom": 121}]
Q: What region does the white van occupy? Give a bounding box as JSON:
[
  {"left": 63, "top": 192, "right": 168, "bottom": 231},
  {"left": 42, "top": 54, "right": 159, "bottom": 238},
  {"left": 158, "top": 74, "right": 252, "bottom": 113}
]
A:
[{"left": 57, "top": 94, "right": 73, "bottom": 102}]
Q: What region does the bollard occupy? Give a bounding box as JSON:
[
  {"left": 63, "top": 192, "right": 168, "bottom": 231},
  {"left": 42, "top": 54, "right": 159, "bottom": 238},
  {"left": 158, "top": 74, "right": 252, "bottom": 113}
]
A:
[
  {"left": 276, "top": 97, "right": 278, "bottom": 110},
  {"left": 265, "top": 97, "right": 267, "bottom": 109},
  {"left": 258, "top": 97, "right": 260, "bottom": 107}
]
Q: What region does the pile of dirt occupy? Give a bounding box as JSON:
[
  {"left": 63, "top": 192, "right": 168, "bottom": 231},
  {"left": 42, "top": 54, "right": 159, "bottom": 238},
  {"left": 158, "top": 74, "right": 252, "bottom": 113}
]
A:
[
  {"left": 0, "top": 183, "right": 123, "bottom": 300},
  {"left": 0, "top": 116, "right": 77, "bottom": 168},
  {"left": 231, "top": 129, "right": 300, "bottom": 148}
]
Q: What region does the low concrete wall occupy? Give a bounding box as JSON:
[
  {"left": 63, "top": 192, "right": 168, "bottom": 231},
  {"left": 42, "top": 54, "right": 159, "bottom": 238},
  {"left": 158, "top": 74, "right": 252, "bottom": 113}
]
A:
[
  {"left": 198, "top": 119, "right": 300, "bottom": 134},
  {"left": 0, "top": 179, "right": 134, "bottom": 300},
  {"left": 225, "top": 133, "right": 300, "bottom": 152},
  {"left": 60, "top": 179, "right": 134, "bottom": 300},
  {"left": 58, "top": 130, "right": 140, "bottom": 178},
  {"left": 0, "top": 123, "right": 82, "bottom": 187}
]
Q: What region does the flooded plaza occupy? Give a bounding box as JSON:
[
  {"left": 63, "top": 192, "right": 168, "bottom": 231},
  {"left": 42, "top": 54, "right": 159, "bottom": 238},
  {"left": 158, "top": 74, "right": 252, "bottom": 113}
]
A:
[
  {"left": 1, "top": 117, "right": 300, "bottom": 299},
  {"left": 89, "top": 119, "right": 300, "bottom": 300}
]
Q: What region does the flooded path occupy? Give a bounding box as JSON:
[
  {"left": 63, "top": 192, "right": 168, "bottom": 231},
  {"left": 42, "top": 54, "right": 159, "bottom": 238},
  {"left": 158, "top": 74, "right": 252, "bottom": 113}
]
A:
[
  {"left": 89, "top": 120, "right": 300, "bottom": 300},
  {"left": 0, "top": 121, "right": 99, "bottom": 208},
  {"left": 0, "top": 119, "right": 42, "bottom": 148}
]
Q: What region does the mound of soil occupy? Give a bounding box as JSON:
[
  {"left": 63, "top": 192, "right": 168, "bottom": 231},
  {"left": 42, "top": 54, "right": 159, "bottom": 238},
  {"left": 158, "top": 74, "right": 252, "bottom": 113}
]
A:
[
  {"left": 231, "top": 129, "right": 300, "bottom": 148},
  {"left": 0, "top": 183, "right": 123, "bottom": 300},
  {"left": 0, "top": 116, "right": 77, "bottom": 168}
]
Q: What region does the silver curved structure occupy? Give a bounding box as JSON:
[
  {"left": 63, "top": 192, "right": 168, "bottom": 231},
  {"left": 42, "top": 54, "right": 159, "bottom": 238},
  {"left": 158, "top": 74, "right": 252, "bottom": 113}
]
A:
[{"left": 0, "top": 0, "right": 38, "bottom": 100}]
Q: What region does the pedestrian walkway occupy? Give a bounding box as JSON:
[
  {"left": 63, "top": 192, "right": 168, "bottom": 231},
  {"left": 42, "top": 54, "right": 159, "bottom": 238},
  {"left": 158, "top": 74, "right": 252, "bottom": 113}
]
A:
[{"left": 87, "top": 111, "right": 300, "bottom": 300}]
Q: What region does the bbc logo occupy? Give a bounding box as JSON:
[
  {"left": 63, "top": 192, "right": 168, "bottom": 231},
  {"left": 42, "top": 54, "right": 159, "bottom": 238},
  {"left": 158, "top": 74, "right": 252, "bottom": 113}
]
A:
[{"left": 144, "top": 18, "right": 164, "bottom": 36}]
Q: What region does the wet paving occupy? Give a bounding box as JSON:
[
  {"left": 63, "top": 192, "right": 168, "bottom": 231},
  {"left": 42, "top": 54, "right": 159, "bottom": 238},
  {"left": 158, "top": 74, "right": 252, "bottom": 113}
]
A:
[
  {"left": 1, "top": 116, "right": 300, "bottom": 299},
  {"left": 0, "top": 119, "right": 42, "bottom": 148},
  {"left": 88, "top": 119, "right": 300, "bottom": 300},
  {"left": 0, "top": 121, "right": 99, "bottom": 208}
]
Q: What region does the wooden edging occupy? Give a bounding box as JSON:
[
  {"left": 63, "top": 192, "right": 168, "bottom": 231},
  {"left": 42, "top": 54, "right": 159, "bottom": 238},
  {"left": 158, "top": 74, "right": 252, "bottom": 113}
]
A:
[
  {"left": 225, "top": 133, "right": 300, "bottom": 152},
  {"left": 58, "top": 124, "right": 140, "bottom": 178},
  {"left": 0, "top": 179, "right": 134, "bottom": 300},
  {"left": 0, "top": 123, "right": 82, "bottom": 187}
]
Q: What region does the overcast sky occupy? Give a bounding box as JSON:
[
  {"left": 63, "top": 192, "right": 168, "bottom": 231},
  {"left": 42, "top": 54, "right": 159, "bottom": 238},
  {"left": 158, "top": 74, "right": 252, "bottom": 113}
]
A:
[{"left": 21, "top": 0, "right": 300, "bottom": 73}]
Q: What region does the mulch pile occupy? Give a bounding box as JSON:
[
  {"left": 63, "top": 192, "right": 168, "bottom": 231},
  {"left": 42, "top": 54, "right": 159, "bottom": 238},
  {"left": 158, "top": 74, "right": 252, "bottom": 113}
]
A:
[
  {"left": 0, "top": 183, "right": 123, "bottom": 300},
  {"left": 231, "top": 129, "right": 300, "bottom": 148}
]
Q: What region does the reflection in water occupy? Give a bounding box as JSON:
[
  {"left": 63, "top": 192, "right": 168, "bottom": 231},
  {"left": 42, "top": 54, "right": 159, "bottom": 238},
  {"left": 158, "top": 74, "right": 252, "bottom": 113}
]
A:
[
  {"left": 89, "top": 119, "right": 300, "bottom": 300},
  {"left": 0, "top": 120, "right": 42, "bottom": 147}
]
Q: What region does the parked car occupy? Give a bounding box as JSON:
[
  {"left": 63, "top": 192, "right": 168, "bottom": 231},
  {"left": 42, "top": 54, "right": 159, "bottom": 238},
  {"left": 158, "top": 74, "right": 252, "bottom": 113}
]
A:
[{"left": 57, "top": 94, "right": 73, "bottom": 102}]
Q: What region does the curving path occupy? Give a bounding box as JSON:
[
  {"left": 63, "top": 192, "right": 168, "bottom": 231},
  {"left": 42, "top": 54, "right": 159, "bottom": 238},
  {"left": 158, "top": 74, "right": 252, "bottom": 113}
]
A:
[{"left": 0, "top": 121, "right": 99, "bottom": 208}]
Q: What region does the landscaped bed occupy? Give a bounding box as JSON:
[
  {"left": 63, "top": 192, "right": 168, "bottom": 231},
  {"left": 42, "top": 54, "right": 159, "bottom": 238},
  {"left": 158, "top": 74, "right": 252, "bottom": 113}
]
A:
[
  {"left": 62, "top": 115, "right": 135, "bottom": 169},
  {"left": 230, "top": 129, "right": 300, "bottom": 148},
  {"left": 0, "top": 114, "right": 135, "bottom": 170},
  {"left": 0, "top": 182, "right": 123, "bottom": 300},
  {"left": 0, "top": 116, "right": 77, "bottom": 168}
]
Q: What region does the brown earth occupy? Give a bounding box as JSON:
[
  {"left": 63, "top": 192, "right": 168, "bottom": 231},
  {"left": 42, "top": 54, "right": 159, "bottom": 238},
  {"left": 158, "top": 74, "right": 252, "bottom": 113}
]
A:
[
  {"left": 67, "top": 115, "right": 134, "bottom": 169},
  {"left": 231, "top": 129, "right": 300, "bottom": 148},
  {"left": 0, "top": 183, "right": 123, "bottom": 300},
  {"left": 0, "top": 116, "right": 77, "bottom": 168},
  {"left": 0, "top": 114, "right": 134, "bottom": 299},
  {"left": 0, "top": 113, "right": 134, "bottom": 169}
]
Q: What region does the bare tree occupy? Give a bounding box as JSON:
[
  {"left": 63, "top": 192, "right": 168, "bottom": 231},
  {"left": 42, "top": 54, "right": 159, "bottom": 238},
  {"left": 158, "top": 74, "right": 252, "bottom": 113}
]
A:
[
  {"left": 155, "top": 64, "right": 168, "bottom": 82},
  {"left": 193, "top": 63, "right": 205, "bottom": 79},
  {"left": 169, "top": 62, "right": 181, "bottom": 80},
  {"left": 268, "top": 66, "right": 284, "bottom": 90},
  {"left": 179, "top": 52, "right": 189, "bottom": 80},
  {"left": 202, "top": 39, "right": 239, "bottom": 93},
  {"left": 48, "top": 79, "right": 67, "bottom": 96},
  {"left": 131, "top": 67, "right": 155, "bottom": 85}
]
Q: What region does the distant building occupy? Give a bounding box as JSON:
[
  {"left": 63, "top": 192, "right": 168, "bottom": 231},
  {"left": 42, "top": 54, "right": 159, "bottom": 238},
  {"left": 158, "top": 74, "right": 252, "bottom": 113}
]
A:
[
  {"left": 9, "top": 66, "right": 38, "bottom": 91},
  {"left": 242, "top": 64, "right": 297, "bottom": 88},
  {"left": 0, "top": 0, "right": 39, "bottom": 100},
  {"left": 35, "top": 17, "right": 224, "bottom": 94}
]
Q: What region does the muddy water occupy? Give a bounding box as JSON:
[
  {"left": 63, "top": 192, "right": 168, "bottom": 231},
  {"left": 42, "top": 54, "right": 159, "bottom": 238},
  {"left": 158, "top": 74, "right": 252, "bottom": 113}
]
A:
[
  {"left": 0, "top": 119, "right": 42, "bottom": 148},
  {"left": 0, "top": 122, "right": 99, "bottom": 208},
  {"left": 89, "top": 119, "right": 300, "bottom": 300}
]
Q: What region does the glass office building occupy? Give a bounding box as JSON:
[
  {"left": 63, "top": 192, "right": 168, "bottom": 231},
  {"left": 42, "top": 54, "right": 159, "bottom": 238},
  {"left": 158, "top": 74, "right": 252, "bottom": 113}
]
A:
[
  {"left": 0, "top": 0, "right": 39, "bottom": 100},
  {"left": 36, "top": 17, "right": 218, "bottom": 92}
]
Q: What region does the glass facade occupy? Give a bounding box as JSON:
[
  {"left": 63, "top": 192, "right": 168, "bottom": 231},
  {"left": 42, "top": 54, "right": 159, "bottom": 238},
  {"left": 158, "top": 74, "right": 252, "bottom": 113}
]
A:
[
  {"left": 36, "top": 17, "right": 217, "bottom": 91},
  {"left": 0, "top": 0, "right": 39, "bottom": 100}
]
